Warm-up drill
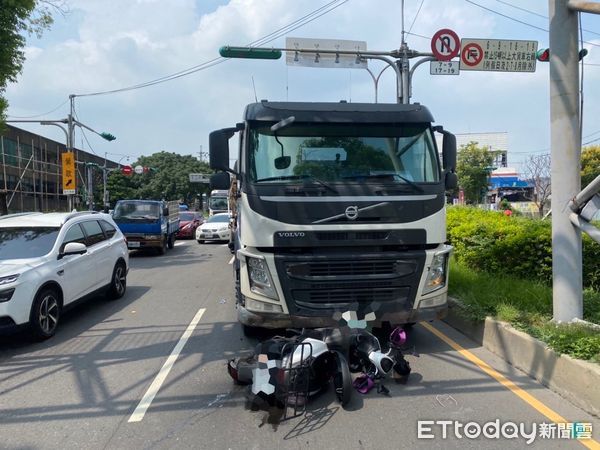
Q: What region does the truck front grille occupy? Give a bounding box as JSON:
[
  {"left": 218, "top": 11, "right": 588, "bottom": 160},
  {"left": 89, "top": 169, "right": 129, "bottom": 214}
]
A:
[{"left": 275, "top": 251, "right": 425, "bottom": 316}]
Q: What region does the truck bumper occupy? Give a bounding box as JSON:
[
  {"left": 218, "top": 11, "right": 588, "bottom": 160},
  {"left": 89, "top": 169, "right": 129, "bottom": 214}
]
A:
[
  {"left": 238, "top": 301, "right": 448, "bottom": 329},
  {"left": 126, "top": 239, "right": 162, "bottom": 249}
]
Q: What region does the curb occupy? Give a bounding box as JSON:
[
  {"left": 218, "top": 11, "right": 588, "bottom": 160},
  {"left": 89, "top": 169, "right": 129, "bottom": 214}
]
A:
[{"left": 443, "top": 297, "right": 600, "bottom": 418}]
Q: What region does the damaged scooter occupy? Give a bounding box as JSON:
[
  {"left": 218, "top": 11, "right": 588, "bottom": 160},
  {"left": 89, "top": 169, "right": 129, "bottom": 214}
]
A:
[{"left": 227, "top": 325, "right": 412, "bottom": 419}]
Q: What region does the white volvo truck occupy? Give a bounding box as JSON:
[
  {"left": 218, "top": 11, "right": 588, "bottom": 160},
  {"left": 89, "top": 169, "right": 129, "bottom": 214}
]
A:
[{"left": 210, "top": 100, "right": 457, "bottom": 332}]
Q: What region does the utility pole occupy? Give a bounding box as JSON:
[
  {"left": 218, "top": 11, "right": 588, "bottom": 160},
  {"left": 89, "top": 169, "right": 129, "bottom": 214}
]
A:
[
  {"left": 548, "top": 0, "right": 600, "bottom": 322},
  {"left": 67, "top": 94, "right": 75, "bottom": 211}
]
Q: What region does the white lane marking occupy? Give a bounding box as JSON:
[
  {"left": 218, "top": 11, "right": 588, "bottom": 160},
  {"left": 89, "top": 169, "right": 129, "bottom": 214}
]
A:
[
  {"left": 220, "top": 243, "right": 229, "bottom": 247},
  {"left": 128, "top": 307, "right": 206, "bottom": 423},
  {"left": 228, "top": 256, "right": 235, "bottom": 265},
  {"left": 174, "top": 241, "right": 186, "bottom": 247}
]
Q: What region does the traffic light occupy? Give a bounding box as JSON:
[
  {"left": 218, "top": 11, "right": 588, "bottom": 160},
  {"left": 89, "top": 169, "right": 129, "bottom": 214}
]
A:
[
  {"left": 536, "top": 48, "right": 549, "bottom": 62},
  {"left": 535, "top": 48, "right": 588, "bottom": 62},
  {"left": 100, "top": 132, "right": 116, "bottom": 141},
  {"left": 219, "top": 46, "right": 282, "bottom": 60}
]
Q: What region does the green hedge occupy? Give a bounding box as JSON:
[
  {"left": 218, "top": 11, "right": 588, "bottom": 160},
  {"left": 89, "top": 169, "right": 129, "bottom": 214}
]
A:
[{"left": 447, "top": 206, "right": 600, "bottom": 290}]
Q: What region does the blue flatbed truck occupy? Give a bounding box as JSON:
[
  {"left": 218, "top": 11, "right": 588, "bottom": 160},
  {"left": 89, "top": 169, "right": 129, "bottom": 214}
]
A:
[{"left": 112, "top": 199, "right": 180, "bottom": 255}]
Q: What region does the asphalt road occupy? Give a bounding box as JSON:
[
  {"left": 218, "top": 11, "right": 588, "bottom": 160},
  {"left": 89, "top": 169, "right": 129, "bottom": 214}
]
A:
[{"left": 0, "top": 240, "right": 598, "bottom": 450}]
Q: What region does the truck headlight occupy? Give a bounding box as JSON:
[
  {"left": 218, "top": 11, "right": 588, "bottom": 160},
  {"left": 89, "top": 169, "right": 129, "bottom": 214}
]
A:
[
  {"left": 422, "top": 253, "right": 448, "bottom": 294},
  {"left": 247, "top": 257, "right": 279, "bottom": 300},
  {"left": 146, "top": 235, "right": 161, "bottom": 240}
]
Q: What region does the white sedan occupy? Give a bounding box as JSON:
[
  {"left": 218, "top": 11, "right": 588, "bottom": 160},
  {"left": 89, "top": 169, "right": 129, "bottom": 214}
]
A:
[{"left": 196, "top": 213, "right": 231, "bottom": 243}]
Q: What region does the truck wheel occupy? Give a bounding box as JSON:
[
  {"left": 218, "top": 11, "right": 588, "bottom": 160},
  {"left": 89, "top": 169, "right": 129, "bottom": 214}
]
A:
[
  {"left": 167, "top": 234, "right": 175, "bottom": 249},
  {"left": 30, "top": 288, "right": 61, "bottom": 340},
  {"left": 157, "top": 236, "right": 167, "bottom": 255}
]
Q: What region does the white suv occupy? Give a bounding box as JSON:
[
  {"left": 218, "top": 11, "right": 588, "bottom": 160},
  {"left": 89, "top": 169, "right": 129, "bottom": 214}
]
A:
[{"left": 0, "top": 211, "right": 129, "bottom": 339}]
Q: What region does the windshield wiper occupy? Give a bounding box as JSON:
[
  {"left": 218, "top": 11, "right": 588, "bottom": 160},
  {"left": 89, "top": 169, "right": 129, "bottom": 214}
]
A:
[
  {"left": 342, "top": 174, "right": 424, "bottom": 192},
  {"left": 255, "top": 174, "right": 339, "bottom": 194}
]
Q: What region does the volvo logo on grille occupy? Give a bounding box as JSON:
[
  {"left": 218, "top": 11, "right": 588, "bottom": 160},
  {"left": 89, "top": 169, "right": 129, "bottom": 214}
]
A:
[
  {"left": 345, "top": 205, "right": 359, "bottom": 220},
  {"left": 277, "top": 232, "right": 306, "bottom": 238}
]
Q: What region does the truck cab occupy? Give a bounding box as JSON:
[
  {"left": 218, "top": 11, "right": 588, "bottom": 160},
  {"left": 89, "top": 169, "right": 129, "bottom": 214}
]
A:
[{"left": 210, "top": 100, "right": 457, "bottom": 330}]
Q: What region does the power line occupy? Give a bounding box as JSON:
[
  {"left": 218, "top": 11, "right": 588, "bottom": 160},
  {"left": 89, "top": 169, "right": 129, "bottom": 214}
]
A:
[
  {"left": 73, "top": 109, "right": 98, "bottom": 156},
  {"left": 465, "top": 0, "right": 600, "bottom": 48},
  {"left": 75, "top": 0, "right": 349, "bottom": 98},
  {"left": 408, "top": 0, "right": 425, "bottom": 34},
  {"left": 7, "top": 99, "right": 69, "bottom": 119},
  {"left": 495, "top": 0, "right": 600, "bottom": 38}
]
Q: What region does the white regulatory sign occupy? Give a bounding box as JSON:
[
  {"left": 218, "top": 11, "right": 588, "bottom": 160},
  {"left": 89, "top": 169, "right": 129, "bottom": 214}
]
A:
[
  {"left": 285, "top": 37, "right": 368, "bottom": 69},
  {"left": 430, "top": 60, "right": 460, "bottom": 75},
  {"left": 460, "top": 39, "right": 538, "bottom": 72},
  {"left": 189, "top": 173, "right": 210, "bottom": 183}
]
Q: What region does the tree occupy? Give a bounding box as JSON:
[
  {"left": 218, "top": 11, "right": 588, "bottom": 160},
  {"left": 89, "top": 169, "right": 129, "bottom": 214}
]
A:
[
  {"left": 522, "top": 153, "right": 551, "bottom": 217},
  {"left": 106, "top": 152, "right": 212, "bottom": 206},
  {"left": 456, "top": 142, "right": 494, "bottom": 204},
  {"left": 0, "top": 1, "right": 63, "bottom": 126},
  {"left": 581, "top": 145, "right": 600, "bottom": 189}
]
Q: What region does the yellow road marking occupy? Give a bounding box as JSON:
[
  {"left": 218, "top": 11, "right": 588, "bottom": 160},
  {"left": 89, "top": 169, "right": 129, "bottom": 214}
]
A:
[{"left": 421, "top": 321, "right": 600, "bottom": 449}]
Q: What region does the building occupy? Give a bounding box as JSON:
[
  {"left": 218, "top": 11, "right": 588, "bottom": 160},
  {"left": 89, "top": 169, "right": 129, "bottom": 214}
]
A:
[
  {"left": 1, "top": 125, "right": 118, "bottom": 213},
  {"left": 436, "top": 131, "right": 509, "bottom": 168}
]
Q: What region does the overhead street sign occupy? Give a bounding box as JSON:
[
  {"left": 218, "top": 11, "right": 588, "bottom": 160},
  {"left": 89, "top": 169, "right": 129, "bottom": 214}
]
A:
[
  {"left": 134, "top": 165, "right": 144, "bottom": 175},
  {"left": 285, "top": 37, "right": 368, "bottom": 69},
  {"left": 189, "top": 173, "right": 210, "bottom": 183},
  {"left": 460, "top": 39, "right": 538, "bottom": 72},
  {"left": 61, "top": 152, "right": 76, "bottom": 195},
  {"left": 430, "top": 60, "right": 460, "bottom": 75},
  {"left": 431, "top": 29, "right": 460, "bottom": 62}
]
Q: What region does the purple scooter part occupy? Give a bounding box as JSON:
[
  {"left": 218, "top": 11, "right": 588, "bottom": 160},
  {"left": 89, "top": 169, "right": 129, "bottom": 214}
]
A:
[
  {"left": 389, "top": 326, "right": 407, "bottom": 347},
  {"left": 352, "top": 373, "right": 375, "bottom": 394}
]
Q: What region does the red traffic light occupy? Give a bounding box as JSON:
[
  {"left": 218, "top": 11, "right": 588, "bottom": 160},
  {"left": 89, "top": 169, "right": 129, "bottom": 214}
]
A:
[
  {"left": 536, "top": 48, "right": 549, "bottom": 62},
  {"left": 122, "top": 165, "right": 133, "bottom": 175}
]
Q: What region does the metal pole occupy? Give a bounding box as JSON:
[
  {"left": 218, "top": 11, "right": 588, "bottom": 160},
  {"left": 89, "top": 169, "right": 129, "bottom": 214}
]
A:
[
  {"left": 87, "top": 164, "right": 94, "bottom": 211},
  {"left": 103, "top": 152, "right": 108, "bottom": 210},
  {"left": 68, "top": 94, "right": 75, "bottom": 211},
  {"left": 549, "top": 0, "right": 582, "bottom": 322}
]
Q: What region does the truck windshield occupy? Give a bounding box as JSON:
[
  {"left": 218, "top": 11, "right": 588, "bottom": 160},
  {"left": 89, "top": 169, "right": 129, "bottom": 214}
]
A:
[
  {"left": 209, "top": 197, "right": 228, "bottom": 210},
  {"left": 248, "top": 123, "right": 440, "bottom": 185},
  {"left": 113, "top": 202, "right": 161, "bottom": 221}
]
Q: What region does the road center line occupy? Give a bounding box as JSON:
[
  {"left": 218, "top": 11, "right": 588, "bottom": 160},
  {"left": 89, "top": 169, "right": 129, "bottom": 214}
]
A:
[
  {"left": 128, "top": 307, "right": 206, "bottom": 423},
  {"left": 421, "top": 322, "right": 600, "bottom": 450}
]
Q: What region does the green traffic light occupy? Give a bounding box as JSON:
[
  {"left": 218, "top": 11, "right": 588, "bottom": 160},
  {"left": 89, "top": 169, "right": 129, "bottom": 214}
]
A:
[
  {"left": 100, "top": 132, "right": 116, "bottom": 141},
  {"left": 219, "top": 46, "right": 282, "bottom": 60}
]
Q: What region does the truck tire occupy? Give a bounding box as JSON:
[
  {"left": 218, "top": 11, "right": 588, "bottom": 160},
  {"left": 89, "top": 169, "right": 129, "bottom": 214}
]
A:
[
  {"left": 157, "top": 235, "right": 167, "bottom": 255},
  {"left": 167, "top": 234, "right": 175, "bottom": 249}
]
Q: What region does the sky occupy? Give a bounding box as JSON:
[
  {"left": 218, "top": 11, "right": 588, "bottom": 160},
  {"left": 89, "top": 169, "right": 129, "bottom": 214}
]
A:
[{"left": 5, "top": 0, "right": 600, "bottom": 173}]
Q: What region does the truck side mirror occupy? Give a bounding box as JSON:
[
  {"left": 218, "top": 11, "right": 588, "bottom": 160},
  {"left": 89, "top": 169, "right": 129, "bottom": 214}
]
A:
[
  {"left": 445, "top": 172, "right": 458, "bottom": 190},
  {"left": 209, "top": 126, "right": 242, "bottom": 172},
  {"left": 210, "top": 172, "right": 230, "bottom": 190},
  {"left": 442, "top": 132, "right": 457, "bottom": 172}
]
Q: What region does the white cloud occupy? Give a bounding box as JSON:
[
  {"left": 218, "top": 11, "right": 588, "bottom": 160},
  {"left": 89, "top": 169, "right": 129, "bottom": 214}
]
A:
[{"left": 5, "top": 0, "right": 600, "bottom": 169}]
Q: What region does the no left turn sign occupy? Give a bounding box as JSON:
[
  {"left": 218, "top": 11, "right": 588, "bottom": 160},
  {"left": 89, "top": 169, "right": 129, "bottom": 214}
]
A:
[{"left": 431, "top": 28, "right": 460, "bottom": 62}]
